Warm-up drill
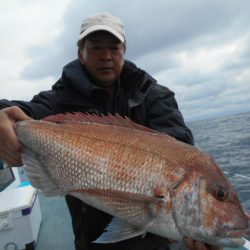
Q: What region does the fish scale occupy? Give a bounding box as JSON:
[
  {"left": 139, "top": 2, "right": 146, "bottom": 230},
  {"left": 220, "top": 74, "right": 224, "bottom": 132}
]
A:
[
  {"left": 14, "top": 113, "right": 250, "bottom": 248},
  {"left": 19, "top": 121, "right": 170, "bottom": 194}
]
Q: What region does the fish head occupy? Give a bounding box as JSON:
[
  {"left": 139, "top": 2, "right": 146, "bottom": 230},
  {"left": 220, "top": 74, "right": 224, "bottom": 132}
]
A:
[{"left": 170, "top": 154, "right": 250, "bottom": 247}]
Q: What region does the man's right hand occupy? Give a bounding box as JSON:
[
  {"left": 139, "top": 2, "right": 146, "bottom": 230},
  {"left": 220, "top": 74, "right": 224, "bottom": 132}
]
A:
[{"left": 0, "top": 106, "right": 31, "bottom": 166}]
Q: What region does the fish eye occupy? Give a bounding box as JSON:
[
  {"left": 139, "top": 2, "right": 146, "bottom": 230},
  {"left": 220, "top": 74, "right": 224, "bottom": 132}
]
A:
[{"left": 212, "top": 185, "right": 228, "bottom": 201}]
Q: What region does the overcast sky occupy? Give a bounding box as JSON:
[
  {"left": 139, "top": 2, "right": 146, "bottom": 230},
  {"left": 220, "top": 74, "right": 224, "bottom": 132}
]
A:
[{"left": 0, "top": 0, "right": 250, "bottom": 121}]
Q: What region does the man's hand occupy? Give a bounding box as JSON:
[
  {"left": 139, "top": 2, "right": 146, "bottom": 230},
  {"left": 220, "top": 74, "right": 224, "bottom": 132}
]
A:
[
  {"left": 0, "top": 106, "right": 31, "bottom": 166},
  {"left": 184, "top": 238, "right": 222, "bottom": 250}
]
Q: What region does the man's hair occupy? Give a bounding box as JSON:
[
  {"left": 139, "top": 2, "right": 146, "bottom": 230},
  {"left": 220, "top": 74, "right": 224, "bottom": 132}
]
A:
[
  {"left": 77, "top": 36, "right": 126, "bottom": 51},
  {"left": 77, "top": 38, "right": 85, "bottom": 50}
]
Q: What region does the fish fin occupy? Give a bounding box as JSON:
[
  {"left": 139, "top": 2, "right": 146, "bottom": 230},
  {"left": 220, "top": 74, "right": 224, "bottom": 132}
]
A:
[
  {"left": 93, "top": 217, "right": 146, "bottom": 243},
  {"left": 169, "top": 242, "right": 187, "bottom": 250},
  {"left": 242, "top": 238, "right": 250, "bottom": 250},
  {"left": 43, "top": 112, "right": 157, "bottom": 133},
  {"left": 72, "top": 189, "right": 166, "bottom": 228},
  {"left": 22, "top": 149, "right": 63, "bottom": 196}
]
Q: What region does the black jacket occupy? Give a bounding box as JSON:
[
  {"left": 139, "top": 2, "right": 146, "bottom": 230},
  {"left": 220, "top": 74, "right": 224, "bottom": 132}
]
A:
[
  {"left": 0, "top": 59, "right": 194, "bottom": 250},
  {"left": 0, "top": 59, "right": 193, "bottom": 144}
]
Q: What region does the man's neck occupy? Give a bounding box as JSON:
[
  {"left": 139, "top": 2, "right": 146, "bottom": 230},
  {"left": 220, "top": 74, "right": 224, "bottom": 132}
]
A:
[{"left": 92, "top": 79, "right": 118, "bottom": 97}]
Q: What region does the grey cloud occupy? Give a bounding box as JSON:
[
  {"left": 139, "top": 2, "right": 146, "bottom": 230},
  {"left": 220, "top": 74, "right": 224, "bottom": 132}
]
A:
[
  {"left": 125, "top": 1, "right": 250, "bottom": 59},
  {"left": 182, "top": 81, "right": 228, "bottom": 102},
  {"left": 21, "top": 0, "right": 250, "bottom": 80},
  {"left": 180, "top": 80, "right": 250, "bottom": 121},
  {"left": 222, "top": 37, "right": 250, "bottom": 72}
]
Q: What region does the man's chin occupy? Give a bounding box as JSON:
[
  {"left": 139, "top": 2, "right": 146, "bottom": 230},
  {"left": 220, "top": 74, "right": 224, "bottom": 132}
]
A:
[{"left": 95, "top": 77, "right": 117, "bottom": 87}]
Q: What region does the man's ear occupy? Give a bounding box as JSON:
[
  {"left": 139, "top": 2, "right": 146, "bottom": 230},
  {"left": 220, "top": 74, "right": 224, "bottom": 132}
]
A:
[{"left": 78, "top": 49, "right": 84, "bottom": 64}]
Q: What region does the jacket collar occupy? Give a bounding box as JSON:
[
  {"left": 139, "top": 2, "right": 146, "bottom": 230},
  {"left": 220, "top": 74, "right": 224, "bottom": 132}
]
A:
[{"left": 62, "top": 59, "right": 156, "bottom": 107}]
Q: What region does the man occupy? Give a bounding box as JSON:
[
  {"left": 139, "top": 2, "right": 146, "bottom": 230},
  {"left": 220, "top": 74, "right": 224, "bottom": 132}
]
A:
[{"left": 0, "top": 12, "right": 216, "bottom": 250}]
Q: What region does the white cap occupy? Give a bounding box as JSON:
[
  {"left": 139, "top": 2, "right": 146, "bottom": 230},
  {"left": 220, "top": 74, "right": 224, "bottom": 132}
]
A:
[{"left": 78, "top": 13, "right": 126, "bottom": 43}]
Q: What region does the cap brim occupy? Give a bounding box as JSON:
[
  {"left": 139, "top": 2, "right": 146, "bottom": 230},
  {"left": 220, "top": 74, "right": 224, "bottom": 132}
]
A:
[{"left": 78, "top": 24, "right": 125, "bottom": 43}]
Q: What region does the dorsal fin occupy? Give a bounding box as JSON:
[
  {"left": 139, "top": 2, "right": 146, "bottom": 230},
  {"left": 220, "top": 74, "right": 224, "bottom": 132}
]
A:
[{"left": 43, "top": 112, "right": 156, "bottom": 133}]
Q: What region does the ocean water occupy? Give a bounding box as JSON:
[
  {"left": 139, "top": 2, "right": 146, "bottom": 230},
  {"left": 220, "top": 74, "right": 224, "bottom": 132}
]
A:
[{"left": 188, "top": 111, "right": 250, "bottom": 213}]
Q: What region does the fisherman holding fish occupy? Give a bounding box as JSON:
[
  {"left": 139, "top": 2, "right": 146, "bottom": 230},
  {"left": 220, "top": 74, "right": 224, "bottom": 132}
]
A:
[{"left": 1, "top": 13, "right": 248, "bottom": 250}]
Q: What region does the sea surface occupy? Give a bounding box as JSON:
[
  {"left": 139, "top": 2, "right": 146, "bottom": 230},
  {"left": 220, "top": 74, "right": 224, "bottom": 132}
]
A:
[{"left": 188, "top": 111, "right": 250, "bottom": 213}]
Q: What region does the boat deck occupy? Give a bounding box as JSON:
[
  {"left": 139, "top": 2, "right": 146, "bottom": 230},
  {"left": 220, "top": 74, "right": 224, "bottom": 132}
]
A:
[{"left": 36, "top": 193, "right": 74, "bottom": 250}]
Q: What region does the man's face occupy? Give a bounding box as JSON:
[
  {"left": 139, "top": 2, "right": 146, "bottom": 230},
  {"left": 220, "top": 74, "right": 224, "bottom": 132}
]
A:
[{"left": 79, "top": 31, "right": 125, "bottom": 87}]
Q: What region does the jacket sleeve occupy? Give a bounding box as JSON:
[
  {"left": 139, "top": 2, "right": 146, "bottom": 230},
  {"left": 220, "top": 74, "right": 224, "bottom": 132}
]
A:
[
  {"left": 0, "top": 79, "right": 64, "bottom": 119},
  {"left": 146, "top": 83, "right": 194, "bottom": 145}
]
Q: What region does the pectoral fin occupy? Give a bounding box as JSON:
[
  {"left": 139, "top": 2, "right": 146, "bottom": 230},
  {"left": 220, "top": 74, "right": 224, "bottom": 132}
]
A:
[
  {"left": 72, "top": 189, "right": 167, "bottom": 228},
  {"left": 22, "top": 149, "right": 64, "bottom": 196}
]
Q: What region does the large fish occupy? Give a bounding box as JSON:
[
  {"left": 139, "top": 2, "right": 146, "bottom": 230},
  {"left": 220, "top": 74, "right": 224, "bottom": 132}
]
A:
[{"left": 14, "top": 113, "right": 250, "bottom": 248}]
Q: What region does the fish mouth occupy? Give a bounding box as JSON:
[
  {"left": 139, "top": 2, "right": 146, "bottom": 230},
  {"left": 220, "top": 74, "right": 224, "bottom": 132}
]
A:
[
  {"left": 226, "top": 228, "right": 250, "bottom": 238},
  {"left": 216, "top": 227, "right": 250, "bottom": 248},
  {"left": 217, "top": 237, "right": 248, "bottom": 248},
  {"left": 221, "top": 215, "right": 250, "bottom": 239}
]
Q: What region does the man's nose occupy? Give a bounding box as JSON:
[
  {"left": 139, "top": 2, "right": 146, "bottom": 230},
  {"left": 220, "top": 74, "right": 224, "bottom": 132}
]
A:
[{"left": 100, "top": 48, "right": 112, "bottom": 60}]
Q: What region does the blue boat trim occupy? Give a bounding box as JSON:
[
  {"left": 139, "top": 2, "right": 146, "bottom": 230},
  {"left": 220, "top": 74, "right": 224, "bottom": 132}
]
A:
[{"left": 21, "top": 190, "right": 37, "bottom": 216}]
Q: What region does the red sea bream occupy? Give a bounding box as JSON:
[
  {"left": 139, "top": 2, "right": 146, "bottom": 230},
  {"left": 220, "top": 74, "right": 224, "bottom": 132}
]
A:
[{"left": 14, "top": 113, "right": 250, "bottom": 248}]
